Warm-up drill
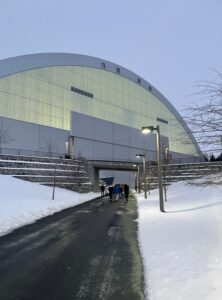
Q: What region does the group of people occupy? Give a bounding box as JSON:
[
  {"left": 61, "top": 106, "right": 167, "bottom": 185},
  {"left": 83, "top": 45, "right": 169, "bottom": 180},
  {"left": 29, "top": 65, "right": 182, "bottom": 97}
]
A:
[{"left": 100, "top": 183, "right": 129, "bottom": 202}]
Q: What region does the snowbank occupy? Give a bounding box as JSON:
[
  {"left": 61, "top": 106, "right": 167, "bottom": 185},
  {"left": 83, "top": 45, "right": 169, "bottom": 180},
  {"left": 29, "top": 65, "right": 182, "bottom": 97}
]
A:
[
  {"left": 0, "top": 175, "right": 99, "bottom": 236},
  {"left": 136, "top": 181, "right": 222, "bottom": 300}
]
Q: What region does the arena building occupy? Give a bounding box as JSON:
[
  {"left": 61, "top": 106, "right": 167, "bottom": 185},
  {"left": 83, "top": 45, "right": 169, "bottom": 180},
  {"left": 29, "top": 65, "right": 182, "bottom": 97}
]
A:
[{"left": 0, "top": 53, "right": 202, "bottom": 184}]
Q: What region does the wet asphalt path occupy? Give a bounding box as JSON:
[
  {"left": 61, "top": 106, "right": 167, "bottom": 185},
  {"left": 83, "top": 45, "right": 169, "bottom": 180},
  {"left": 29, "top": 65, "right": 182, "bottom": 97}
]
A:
[{"left": 0, "top": 195, "right": 146, "bottom": 300}]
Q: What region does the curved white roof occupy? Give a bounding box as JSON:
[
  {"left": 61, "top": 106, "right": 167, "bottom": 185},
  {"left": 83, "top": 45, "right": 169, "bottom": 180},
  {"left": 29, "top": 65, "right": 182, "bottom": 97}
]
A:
[{"left": 0, "top": 52, "right": 202, "bottom": 156}]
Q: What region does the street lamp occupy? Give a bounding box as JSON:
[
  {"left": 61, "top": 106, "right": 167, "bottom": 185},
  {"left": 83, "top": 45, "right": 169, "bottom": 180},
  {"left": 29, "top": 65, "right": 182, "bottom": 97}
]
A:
[
  {"left": 133, "top": 164, "right": 138, "bottom": 192},
  {"left": 136, "top": 154, "right": 147, "bottom": 199},
  {"left": 142, "top": 125, "right": 165, "bottom": 212},
  {"left": 137, "top": 164, "right": 141, "bottom": 193},
  {"left": 163, "top": 145, "right": 169, "bottom": 202}
]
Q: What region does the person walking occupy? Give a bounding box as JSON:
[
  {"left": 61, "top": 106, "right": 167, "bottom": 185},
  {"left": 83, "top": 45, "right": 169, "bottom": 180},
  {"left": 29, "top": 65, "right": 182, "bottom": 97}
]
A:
[
  {"left": 113, "top": 184, "right": 120, "bottom": 202},
  {"left": 119, "top": 186, "right": 123, "bottom": 198},
  {"left": 108, "top": 186, "right": 113, "bottom": 202},
  {"left": 124, "top": 184, "right": 129, "bottom": 202},
  {"left": 100, "top": 184, "right": 105, "bottom": 196}
]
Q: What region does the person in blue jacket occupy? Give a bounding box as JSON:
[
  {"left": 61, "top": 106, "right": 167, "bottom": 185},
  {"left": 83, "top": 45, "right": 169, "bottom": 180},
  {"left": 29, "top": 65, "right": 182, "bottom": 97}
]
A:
[{"left": 112, "top": 184, "right": 120, "bottom": 202}]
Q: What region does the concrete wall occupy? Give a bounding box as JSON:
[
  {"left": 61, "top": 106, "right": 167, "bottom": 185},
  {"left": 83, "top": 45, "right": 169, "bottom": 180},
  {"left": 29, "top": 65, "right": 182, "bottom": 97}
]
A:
[
  {"left": 70, "top": 111, "right": 160, "bottom": 162},
  {"left": 0, "top": 116, "right": 69, "bottom": 156},
  {"left": 70, "top": 111, "right": 170, "bottom": 188}
]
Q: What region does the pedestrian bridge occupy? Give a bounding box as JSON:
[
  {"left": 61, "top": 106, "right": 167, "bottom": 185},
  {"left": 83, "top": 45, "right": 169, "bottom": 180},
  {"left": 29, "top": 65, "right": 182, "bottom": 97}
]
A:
[{"left": 86, "top": 159, "right": 142, "bottom": 191}]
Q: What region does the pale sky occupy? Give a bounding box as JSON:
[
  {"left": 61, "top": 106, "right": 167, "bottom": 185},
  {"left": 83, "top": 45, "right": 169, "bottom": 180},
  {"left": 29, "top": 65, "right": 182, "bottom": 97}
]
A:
[{"left": 1, "top": 0, "right": 222, "bottom": 113}]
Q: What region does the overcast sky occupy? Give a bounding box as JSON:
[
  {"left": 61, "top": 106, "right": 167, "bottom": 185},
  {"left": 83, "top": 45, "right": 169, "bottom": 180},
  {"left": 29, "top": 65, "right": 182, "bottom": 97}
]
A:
[{"left": 1, "top": 0, "right": 222, "bottom": 113}]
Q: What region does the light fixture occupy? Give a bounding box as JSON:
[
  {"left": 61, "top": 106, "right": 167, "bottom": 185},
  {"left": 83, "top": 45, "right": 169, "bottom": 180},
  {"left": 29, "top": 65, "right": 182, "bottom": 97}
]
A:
[
  {"left": 142, "top": 125, "right": 164, "bottom": 212},
  {"left": 136, "top": 153, "right": 145, "bottom": 158},
  {"left": 142, "top": 126, "right": 154, "bottom": 134},
  {"left": 136, "top": 153, "right": 147, "bottom": 199}
]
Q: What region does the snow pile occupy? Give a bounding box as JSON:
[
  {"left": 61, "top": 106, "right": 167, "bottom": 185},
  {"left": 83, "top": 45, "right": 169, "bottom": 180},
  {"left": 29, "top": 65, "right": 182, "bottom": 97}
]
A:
[
  {"left": 0, "top": 175, "right": 99, "bottom": 236},
  {"left": 136, "top": 181, "right": 222, "bottom": 300}
]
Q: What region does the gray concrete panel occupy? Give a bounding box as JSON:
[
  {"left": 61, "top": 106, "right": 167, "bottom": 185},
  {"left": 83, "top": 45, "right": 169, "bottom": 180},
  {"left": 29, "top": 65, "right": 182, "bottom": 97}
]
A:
[
  {"left": 145, "top": 150, "right": 157, "bottom": 162},
  {"left": 93, "top": 141, "right": 112, "bottom": 160},
  {"left": 71, "top": 112, "right": 95, "bottom": 140},
  {"left": 113, "top": 124, "right": 130, "bottom": 146},
  {"left": 0, "top": 117, "right": 69, "bottom": 156},
  {"left": 142, "top": 133, "right": 156, "bottom": 151},
  {"left": 38, "top": 126, "right": 68, "bottom": 154},
  {"left": 94, "top": 118, "right": 113, "bottom": 143},
  {"left": 113, "top": 145, "right": 130, "bottom": 161},
  {"left": 129, "top": 128, "right": 144, "bottom": 149},
  {"left": 73, "top": 138, "right": 94, "bottom": 159},
  {"left": 0, "top": 117, "right": 39, "bottom": 151}
]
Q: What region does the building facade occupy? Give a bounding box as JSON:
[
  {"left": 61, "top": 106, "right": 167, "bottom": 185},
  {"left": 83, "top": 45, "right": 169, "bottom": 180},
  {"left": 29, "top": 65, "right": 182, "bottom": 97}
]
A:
[{"left": 0, "top": 53, "right": 202, "bottom": 167}]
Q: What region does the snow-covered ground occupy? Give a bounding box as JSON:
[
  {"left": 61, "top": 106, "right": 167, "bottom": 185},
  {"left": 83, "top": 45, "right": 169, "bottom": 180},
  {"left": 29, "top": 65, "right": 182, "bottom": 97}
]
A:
[
  {"left": 135, "top": 181, "right": 222, "bottom": 300},
  {"left": 0, "top": 175, "right": 99, "bottom": 237},
  {"left": 1, "top": 175, "right": 222, "bottom": 299}
]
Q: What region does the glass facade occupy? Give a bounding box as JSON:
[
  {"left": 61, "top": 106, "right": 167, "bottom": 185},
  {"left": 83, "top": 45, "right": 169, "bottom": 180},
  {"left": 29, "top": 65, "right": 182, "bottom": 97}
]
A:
[{"left": 0, "top": 66, "right": 198, "bottom": 156}]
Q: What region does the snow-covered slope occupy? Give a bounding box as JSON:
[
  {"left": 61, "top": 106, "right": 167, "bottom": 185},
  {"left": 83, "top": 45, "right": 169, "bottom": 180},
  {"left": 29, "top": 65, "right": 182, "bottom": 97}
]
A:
[
  {"left": 136, "top": 181, "right": 222, "bottom": 300},
  {"left": 0, "top": 175, "right": 99, "bottom": 236}
]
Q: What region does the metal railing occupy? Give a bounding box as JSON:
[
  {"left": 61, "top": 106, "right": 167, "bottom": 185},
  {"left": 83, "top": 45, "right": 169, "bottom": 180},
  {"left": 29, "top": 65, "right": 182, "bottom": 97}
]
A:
[
  {"left": 0, "top": 147, "right": 67, "bottom": 159},
  {"left": 0, "top": 147, "right": 203, "bottom": 164}
]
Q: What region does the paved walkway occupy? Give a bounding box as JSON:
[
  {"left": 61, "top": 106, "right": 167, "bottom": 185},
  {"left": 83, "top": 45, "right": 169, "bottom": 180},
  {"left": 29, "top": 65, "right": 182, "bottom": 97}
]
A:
[{"left": 0, "top": 194, "right": 146, "bottom": 300}]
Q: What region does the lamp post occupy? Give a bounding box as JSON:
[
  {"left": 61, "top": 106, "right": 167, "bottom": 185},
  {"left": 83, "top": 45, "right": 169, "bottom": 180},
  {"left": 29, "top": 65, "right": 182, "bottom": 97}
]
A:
[
  {"left": 163, "top": 146, "right": 169, "bottom": 202},
  {"left": 133, "top": 164, "right": 138, "bottom": 191},
  {"left": 142, "top": 125, "right": 165, "bottom": 212},
  {"left": 133, "top": 164, "right": 140, "bottom": 193},
  {"left": 137, "top": 164, "right": 141, "bottom": 193},
  {"left": 136, "top": 154, "right": 147, "bottom": 199}
]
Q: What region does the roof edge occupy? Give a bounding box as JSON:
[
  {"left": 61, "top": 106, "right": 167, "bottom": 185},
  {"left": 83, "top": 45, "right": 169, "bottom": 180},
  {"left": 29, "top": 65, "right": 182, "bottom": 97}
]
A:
[{"left": 0, "top": 52, "right": 202, "bottom": 156}]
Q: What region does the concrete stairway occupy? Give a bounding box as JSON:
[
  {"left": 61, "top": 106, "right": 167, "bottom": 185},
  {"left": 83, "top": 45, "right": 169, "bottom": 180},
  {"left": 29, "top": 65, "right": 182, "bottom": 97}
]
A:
[
  {"left": 0, "top": 154, "right": 92, "bottom": 192},
  {"left": 145, "top": 161, "right": 222, "bottom": 188}
]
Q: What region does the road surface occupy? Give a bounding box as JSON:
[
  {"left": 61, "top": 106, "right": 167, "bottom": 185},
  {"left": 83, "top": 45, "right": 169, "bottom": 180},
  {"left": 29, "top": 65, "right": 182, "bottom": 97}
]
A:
[{"left": 0, "top": 194, "right": 146, "bottom": 300}]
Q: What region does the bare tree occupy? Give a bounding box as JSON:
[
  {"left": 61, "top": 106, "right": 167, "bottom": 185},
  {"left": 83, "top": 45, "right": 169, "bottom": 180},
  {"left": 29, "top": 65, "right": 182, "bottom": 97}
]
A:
[
  {"left": 182, "top": 70, "right": 222, "bottom": 186},
  {"left": 162, "top": 145, "right": 170, "bottom": 201},
  {"left": 43, "top": 137, "right": 58, "bottom": 157},
  {"left": 184, "top": 69, "right": 222, "bottom": 154},
  {"left": 0, "top": 120, "right": 13, "bottom": 153}
]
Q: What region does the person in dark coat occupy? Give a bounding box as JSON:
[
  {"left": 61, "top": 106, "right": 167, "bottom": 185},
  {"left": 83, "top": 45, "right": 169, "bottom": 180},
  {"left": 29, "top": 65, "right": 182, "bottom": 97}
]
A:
[
  {"left": 119, "top": 186, "right": 123, "bottom": 198},
  {"left": 108, "top": 186, "right": 113, "bottom": 202},
  {"left": 100, "top": 184, "right": 105, "bottom": 196},
  {"left": 124, "top": 184, "right": 129, "bottom": 202}
]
